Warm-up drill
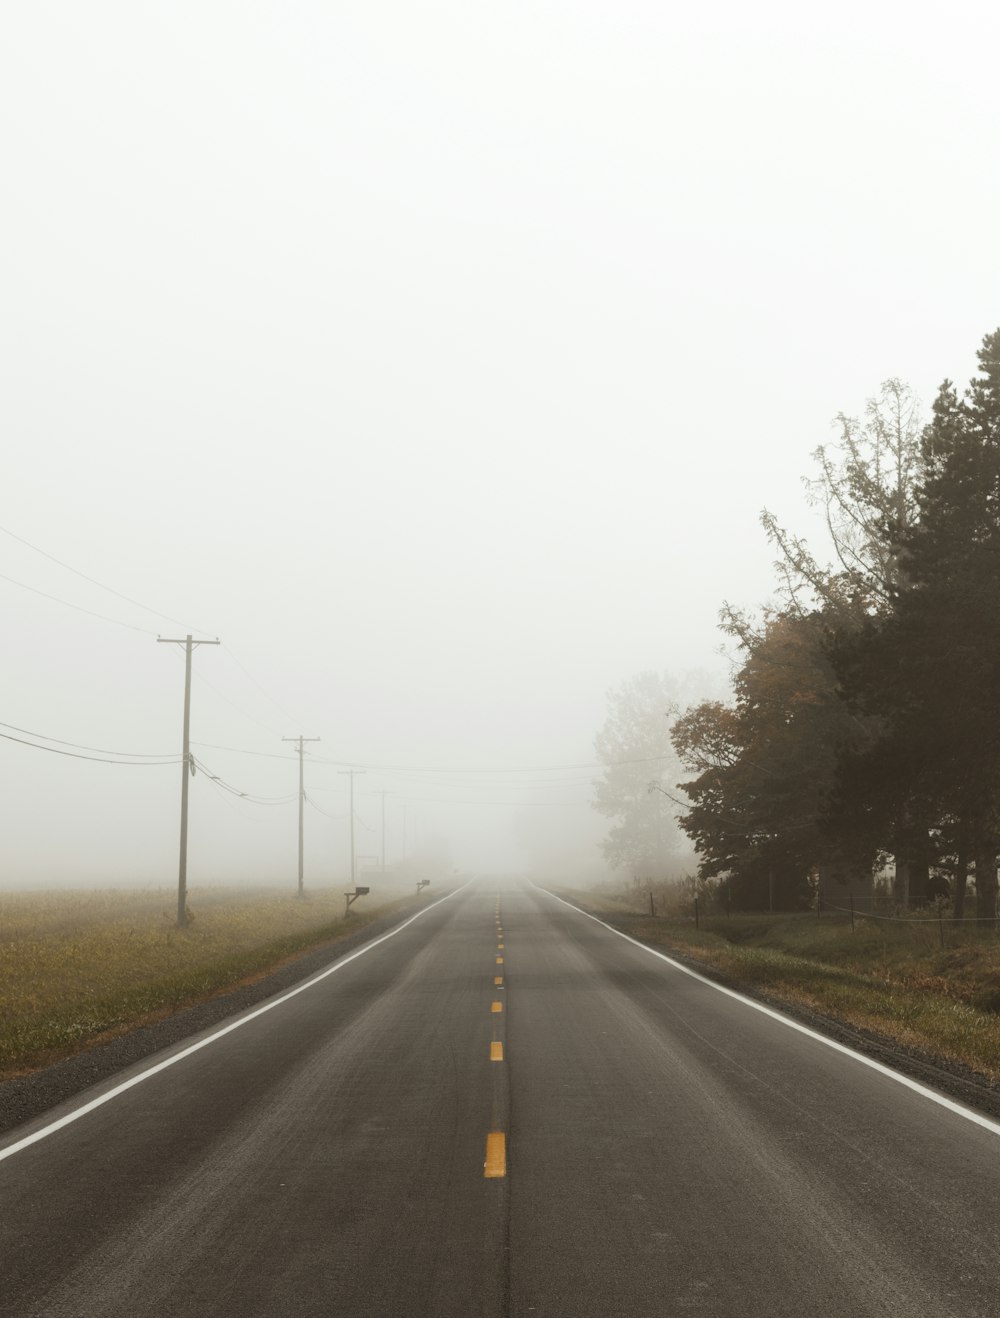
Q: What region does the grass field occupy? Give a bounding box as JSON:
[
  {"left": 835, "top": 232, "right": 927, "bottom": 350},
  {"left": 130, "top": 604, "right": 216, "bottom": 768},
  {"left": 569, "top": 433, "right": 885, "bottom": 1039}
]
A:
[
  {"left": 0, "top": 883, "right": 422, "bottom": 1080},
  {"left": 556, "top": 887, "right": 1000, "bottom": 1083}
]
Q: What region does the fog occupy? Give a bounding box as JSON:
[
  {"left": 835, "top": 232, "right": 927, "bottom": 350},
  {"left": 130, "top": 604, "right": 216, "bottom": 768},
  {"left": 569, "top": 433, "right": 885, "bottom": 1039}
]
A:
[{"left": 3, "top": 2, "right": 999, "bottom": 888}]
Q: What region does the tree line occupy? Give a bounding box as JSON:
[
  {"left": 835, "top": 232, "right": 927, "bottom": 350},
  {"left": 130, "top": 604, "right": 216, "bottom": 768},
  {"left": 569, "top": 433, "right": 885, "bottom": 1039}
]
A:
[{"left": 596, "top": 329, "right": 1000, "bottom": 920}]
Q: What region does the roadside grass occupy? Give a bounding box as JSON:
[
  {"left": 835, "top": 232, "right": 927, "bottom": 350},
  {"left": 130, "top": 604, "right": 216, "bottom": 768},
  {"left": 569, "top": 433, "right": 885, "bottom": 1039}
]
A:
[
  {"left": 554, "top": 887, "right": 1000, "bottom": 1083},
  {"left": 0, "top": 885, "right": 419, "bottom": 1079}
]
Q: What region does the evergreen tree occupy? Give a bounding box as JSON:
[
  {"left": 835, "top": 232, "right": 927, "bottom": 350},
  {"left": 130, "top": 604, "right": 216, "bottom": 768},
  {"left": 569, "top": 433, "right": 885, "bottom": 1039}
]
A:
[{"left": 834, "top": 330, "right": 1000, "bottom": 919}]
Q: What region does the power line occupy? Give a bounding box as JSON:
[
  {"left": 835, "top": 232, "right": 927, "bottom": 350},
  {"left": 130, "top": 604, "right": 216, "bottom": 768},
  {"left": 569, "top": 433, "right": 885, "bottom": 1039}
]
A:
[
  {"left": 0, "top": 731, "right": 181, "bottom": 766},
  {"left": 359, "top": 771, "right": 602, "bottom": 789},
  {"left": 1, "top": 526, "right": 307, "bottom": 737},
  {"left": 191, "top": 741, "right": 299, "bottom": 761},
  {"left": 0, "top": 570, "right": 160, "bottom": 635},
  {"left": 310, "top": 754, "right": 673, "bottom": 773},
  {"left": 200, "top": 771, "right": 280, "bottom": 822},
  {"left": 304, "top": 793, "right": 348, "bottom": 820},
  {"left": 363, "top": 792, "right": 593, "bottom": 806},
  {"left": 0, "top": 719, "right": 174, "bottom": 758},
  {"left": 0, "top": 523, "right": 209, "bottom": 632},
  {"left": 224, "top": 644, "right": 308, "bottom": 729},
  {"left": 190, "top": 755, "right": 297, "bottom": 805},
  {"left": 189, "top": 664, "right": 282, "bottom": 737},
  {"left": 167, "top": 643, "right": 307, "bottom": 741},
  {"left": 188, "top": 742, "right": 672, "bottom": 774}
]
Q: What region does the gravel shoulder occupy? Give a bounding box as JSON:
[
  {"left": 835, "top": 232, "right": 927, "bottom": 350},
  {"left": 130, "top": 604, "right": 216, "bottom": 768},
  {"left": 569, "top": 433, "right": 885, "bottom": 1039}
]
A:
[{"left": 0, "top": 897, "right": 444, "bottom": 1139}]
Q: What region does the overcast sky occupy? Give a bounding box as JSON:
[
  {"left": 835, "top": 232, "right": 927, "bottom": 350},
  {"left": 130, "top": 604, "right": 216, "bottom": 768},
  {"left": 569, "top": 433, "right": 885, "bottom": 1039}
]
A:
[{"left": 3, "top": 1, "right": 999, "bottom": 887}]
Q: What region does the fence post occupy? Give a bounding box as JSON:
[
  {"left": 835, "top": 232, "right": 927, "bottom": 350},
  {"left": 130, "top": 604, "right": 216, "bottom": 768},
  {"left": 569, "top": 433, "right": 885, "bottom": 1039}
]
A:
[
  {"left": 694, "top": 896, "right": 699, "bottom": 930},
  {"left": 649, "top": 890, "right": 655, "bottom": 918},
  {"left": 850, "top": 894, "right": 855, "bottom": 931},
  {"left": 939, "top": 911, "right": 945, "bottom": 949}
]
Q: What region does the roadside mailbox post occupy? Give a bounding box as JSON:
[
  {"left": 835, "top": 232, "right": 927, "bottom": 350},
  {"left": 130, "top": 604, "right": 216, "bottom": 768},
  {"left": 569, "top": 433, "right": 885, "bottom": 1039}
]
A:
[{"left": 344, "top": 885, "right": 370, "bottom": 917}]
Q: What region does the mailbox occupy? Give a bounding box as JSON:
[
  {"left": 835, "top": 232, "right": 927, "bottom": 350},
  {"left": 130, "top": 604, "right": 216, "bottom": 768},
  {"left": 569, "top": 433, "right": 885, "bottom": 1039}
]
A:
[{"left": 344, "top": 886, "right": 370, "bottom": 915}]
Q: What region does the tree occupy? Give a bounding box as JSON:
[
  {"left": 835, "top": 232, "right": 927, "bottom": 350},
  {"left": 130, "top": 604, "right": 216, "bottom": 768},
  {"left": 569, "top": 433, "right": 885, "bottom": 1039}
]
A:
[
  {"left": 671, "top": 380, "right": 925, "bottom": 908},
  {"left": 758, "top": 377, "right": 930, "bottom": 901},
  {"left": 673, "top": 611, "right": 867, "bottom": 909},
  {"left": 761, "top": 378, "right": 924, "bottom": 621},
  {"left": 834, "top": 331, "right": 1000, "bottom": 921},
  {"left": 592, "top": 671, "right": 695, "bottom": 878}
]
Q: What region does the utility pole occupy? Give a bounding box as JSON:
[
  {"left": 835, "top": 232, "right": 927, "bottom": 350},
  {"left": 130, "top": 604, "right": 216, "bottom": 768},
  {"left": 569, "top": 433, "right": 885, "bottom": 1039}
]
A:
[
  {"left": 337, "top": 769, "right": 366, "bottom": 886},
  {"left": 157, "top": 634, "right": 220, "bottom": 927},
  {"left": 282, "top": 736, "right": 320, "bottom": 897}
]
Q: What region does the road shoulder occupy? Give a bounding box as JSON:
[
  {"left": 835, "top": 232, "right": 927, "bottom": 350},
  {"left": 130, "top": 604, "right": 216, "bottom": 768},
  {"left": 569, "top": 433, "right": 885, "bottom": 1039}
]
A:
[
  {"left": 0, "top": 896, "right": 450, "bottom": 1138},
  {"left": 547, "top": 891, "right": 1000, "bottom": 1125}
]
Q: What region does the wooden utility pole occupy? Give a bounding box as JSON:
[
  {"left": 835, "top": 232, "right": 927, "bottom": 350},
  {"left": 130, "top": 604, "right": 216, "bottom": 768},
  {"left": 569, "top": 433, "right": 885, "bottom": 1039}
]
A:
[
  {"left": 157, "top": 634, "right": 220, "bottom": 927},
  {"left": 283, "top": 736, "right": 320, "bottom": 897},
  {"left": 337, "top": 769, "right": 366, "bottom": 886}
]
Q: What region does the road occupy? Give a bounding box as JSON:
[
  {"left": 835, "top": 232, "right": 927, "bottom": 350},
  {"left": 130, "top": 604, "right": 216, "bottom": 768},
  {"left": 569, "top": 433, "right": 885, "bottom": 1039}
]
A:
[{"left": 2, "top": 879, "right": 1000, "bottom": 1316}]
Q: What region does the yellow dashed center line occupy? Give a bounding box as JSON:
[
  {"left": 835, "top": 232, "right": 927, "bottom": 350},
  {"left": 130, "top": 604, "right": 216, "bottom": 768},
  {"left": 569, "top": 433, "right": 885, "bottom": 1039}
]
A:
[
  {"left": 484, "top": 1131, "right": 506, "bottom": 1177},
  {"left": 486, "top": 906, "right": 508, "bottom": 1181}
]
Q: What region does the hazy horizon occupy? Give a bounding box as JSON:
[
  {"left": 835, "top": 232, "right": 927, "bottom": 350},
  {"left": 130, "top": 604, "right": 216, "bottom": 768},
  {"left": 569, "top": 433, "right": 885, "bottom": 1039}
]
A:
[{"left": 4, "top": 2, "right": 999, "bottom": 889}]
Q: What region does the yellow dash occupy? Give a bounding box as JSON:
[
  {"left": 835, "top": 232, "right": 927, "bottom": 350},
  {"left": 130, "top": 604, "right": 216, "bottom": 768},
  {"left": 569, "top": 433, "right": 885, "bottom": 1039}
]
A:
[
  {"left": 484, "top": 1131, "right": 506, "bottom": 1178},
  {"left": 491, "top": 1000, "right": 503, "bottom": 1013},
  {"left": 494, "top": 976, "right": 503, "bottom": 986},
  {"left": 496, "top": 956, "right": 504, "bottom": 965},
  {"left": 497, "top": 943, "right": 504, "bottom": 950},
  {"left": 490, "top": 1041, "right": 504, "bottom": 1062}
]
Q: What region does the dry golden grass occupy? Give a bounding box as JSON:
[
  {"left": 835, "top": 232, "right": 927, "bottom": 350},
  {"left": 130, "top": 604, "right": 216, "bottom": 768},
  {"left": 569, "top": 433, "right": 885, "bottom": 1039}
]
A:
[
  {"left": 0, "top": 884, "right": 415, "bottom": 1079},
  {"left": 554, "top": 887, "right": 1000, "bottom": 1084}
]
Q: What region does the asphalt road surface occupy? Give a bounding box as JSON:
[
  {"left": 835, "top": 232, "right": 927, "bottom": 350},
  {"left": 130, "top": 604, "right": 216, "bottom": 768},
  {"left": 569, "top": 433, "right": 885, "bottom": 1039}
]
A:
[{"left": 2, "top": 879, "right": 1000, "bottom": 1317}]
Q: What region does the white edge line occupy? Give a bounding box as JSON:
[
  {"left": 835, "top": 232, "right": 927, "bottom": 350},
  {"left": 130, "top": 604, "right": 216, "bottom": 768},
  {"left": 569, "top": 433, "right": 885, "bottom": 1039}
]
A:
[
  {"left": 0, "top": 884, "right": 470, "bottom": 1164},
  {"left": 536, "top": 884, "right": 1000, "bottom": 1139}
]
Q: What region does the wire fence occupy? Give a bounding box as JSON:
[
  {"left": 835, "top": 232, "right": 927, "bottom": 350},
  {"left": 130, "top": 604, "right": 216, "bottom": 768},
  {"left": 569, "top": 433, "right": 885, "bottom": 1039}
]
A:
[
  {"left": 671, "top": 894, "right": 999, "bottom": 948},
  {"left": 818, "top": 898, "right": 997, "bottom": 946},
  {"left": 617, "top": 881, "right": 1000, "bottom": 944}
]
